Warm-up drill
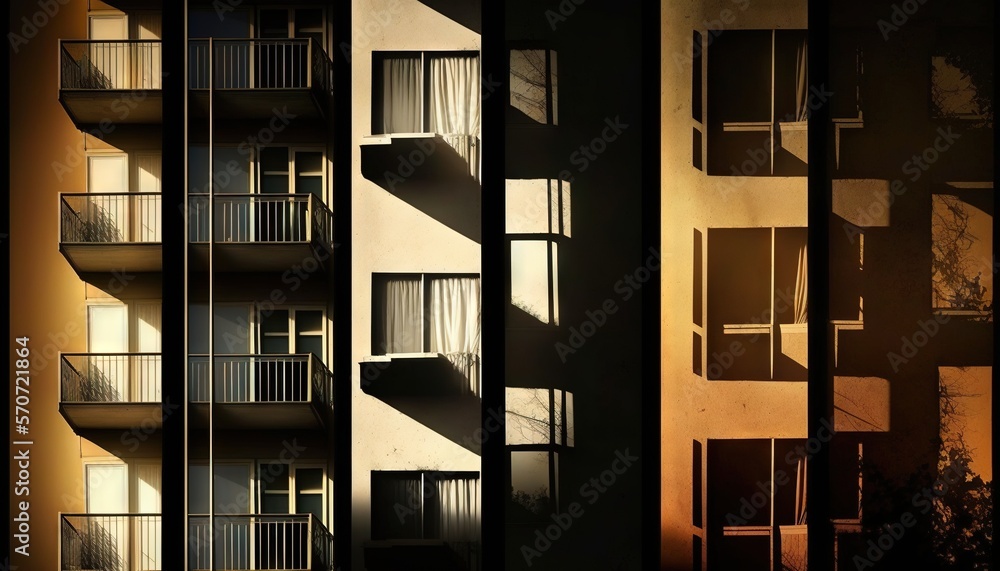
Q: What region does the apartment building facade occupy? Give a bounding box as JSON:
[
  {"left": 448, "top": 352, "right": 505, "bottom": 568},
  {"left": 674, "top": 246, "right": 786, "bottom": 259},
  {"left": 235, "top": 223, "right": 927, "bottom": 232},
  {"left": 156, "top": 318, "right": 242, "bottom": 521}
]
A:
[
  {"left": 7, "top": 0, "right": 494, "bottom": 569},
  {"left": 661, "top": 0, "right": 992, "bottom": 569}
]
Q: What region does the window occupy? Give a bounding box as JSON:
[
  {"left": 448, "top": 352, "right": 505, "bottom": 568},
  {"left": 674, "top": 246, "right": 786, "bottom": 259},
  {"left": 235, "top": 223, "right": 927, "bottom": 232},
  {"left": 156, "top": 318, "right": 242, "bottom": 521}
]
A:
[
  {"left": 702, "top": 228, "right": 807, "bottom": 380},
  {"left": 371, "top": 471, "right": 480, "bottom": 541},
  {"left": 707, "top": 439, "right": 809, "bottom": 571},
  {"left": 371, "top": 274, "right": 480, "bottom": 348},
  {"left": 509, "top": 450, "right": 559, "bottom": 522},
  {"left": 188, "top": 304, "right": 328, "bottom": 403},
  {"left": 506, "top": 388, "right": 572, "bottom": 522},
  {"left": 506, "top": 179, "right": 570, "bottom": 327},
  {"left": 707, "top": 30, "right": 808, "bottom": 176},
  {"left": 258, "top": 462, "right": 327, "bottom": 523},
  {"left": 509, "top": 47, "right": 558, "bottom": 125},
  {"left": 506, "top": 388, "right": 574, "bottom": 447},
  {"left": 931, "top": 184, "right": 993, "bottom": 319},
  {"left": 187, "top": 146, "right": 329, "bottom": 243},
  {"left": 80, "top": 301, "right": 161, "bottom": 402},
  {"left": 372, "top": 51, "right": 481, "bottom": 177},
  {"left": 78, "top": 461, "right": 160, "bottom": 570},
  {"left": 930, "top": 28, "right": 992, "bottom": 122}
]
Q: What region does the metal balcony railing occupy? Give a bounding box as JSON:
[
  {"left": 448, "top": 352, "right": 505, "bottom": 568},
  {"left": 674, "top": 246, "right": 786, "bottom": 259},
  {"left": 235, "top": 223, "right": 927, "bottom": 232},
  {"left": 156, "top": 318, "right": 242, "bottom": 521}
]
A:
[
  {"left": 60, "top": 513, "right": 162, "bottom": 571},
  {"left": 188, "top": 514, "right": 334, "bottom": 571},
  {"left": 60, "top": 193, "right": 162, "bottom": 244},
  {"left": 187, "top": 194, "right": 333, "bottom": 249},
  {"left": 188, "top": 38, "right": 332, "bottom": 93},
  {"left": 60, "top": 353, "right": 162, "bottom": 403},
  {"left": 188, "top": 353, "right": 333, "bottom": 408},
  {"left": 60, "top": 40, "right": 162, "bottom": 90}
]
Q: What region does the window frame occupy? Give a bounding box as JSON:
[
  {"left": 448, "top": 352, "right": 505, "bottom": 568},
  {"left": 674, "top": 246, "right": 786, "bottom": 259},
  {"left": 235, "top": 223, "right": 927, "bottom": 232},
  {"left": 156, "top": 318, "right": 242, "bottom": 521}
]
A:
[
  {"left": 371, "top": 50, "right": 481, "bottom": 136},
  {"left": 370, "top": 272, "right": 481, "bottom": 356},
  {"left": 507, "top": 43, "right": 558, "bottom": 126}
]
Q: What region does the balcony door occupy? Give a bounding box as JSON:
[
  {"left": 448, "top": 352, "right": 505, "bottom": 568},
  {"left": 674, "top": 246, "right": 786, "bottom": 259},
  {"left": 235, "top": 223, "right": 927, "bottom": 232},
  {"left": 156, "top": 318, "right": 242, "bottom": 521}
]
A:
[
  {"left": 135, "top": 152, "right": 162, "bottom": 242},
  {"left": 258, "top": 463, "right": 326, "bottom": 568},
  {"left": 134, "top": 302, "right": 162, "bottom": 402},
  {"left": 89, "top": 14, "right": 128, "bottom": 88},
  {"left": 85, "top": 464, "right": 129, "bottom": 571},
  {"left": 257, "top": 8, "right": 323, "bottom": 88},
  {"left": 134, "top": 463, "right": 162, "bottom": 571},
  {"left": 88, "top": 304, "right": 128, "bottom": 400},
  {"left": 87, "top": 154, "right": 129, "bottom": 243},
  {"left": 258, "top": 308, "right": 325, "bottom": 402},
  {"left": 257, "top": 147, "right": 325, "bottom": 242},
  {"left": 130, "top": 13, "right": 161, "bottom": 89}
]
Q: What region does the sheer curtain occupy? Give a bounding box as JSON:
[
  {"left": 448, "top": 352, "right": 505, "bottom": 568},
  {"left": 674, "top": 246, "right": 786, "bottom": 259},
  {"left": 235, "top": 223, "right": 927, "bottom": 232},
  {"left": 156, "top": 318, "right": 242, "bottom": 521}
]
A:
[
  {"left": 371, "top": 474, "right": 422, "bottom": 539},
  {"left": 136, "top": 463, "right": 162, "bottom": 570},
  {"left": 428, "top": 276, "right": 482, "bottom": 395},
  {"left": 793, "top": 244, "right": 808, "bottom": 324},
  {"left": 381, "top": 56, "right": 422, "bottom": 134},
  {"left": 429, "top": 55, "right": 482, "bottom": 180},
  {"left": 794, "top": 38, "right": 809, "bottom": 122},
  {"left": 374, "top": 276, "right": 422, "bottom": 354},
  {"left": 435, "top": 477, "right": 480, "bottom": 541}
]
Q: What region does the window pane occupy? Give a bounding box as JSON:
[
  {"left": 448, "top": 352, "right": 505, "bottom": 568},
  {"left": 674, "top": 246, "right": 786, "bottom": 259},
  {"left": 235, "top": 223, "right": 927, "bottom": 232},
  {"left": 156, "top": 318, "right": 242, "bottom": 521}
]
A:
[
  {"left": 506, "top": 387, "right": 552, "bottom": 445},
  {"left": 375, "top": 55, "right": 422, "bottom": 134},
  {"left": 510, "top": 240, "right": 551, "bottom": 325},
  {"left": 214, "top": 148, "right": 249, "bottom": 193},
  {"left": 262, "top": 310, "right": 290, "bottom": 334},
  {"left": 505, "top": 179, "right": 550, "bottom": 233},
  {"left": 371, "top": 473, "right": 422, "bottom": 540},
  {"left": 510, "top": 49, "right": 549, "bottom": 124},
  {"left": 510, "top": 451, "right": 551, "bottom": 520},
  {"left": 373, "top": 275, "right": 423, "bottom": 353},
  {"left": 931, "top": 190, "right": 993, "bottom": 314}
]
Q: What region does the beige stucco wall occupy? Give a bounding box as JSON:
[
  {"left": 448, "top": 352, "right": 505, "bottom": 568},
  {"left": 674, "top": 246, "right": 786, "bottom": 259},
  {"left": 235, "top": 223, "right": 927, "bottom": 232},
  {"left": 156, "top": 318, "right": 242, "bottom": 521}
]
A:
[
  {"left": 660, "top": 1, "right": 809, "bottom": 568},
  {"left": 350, "top": 0, "right": 481, "bottom": 567}
]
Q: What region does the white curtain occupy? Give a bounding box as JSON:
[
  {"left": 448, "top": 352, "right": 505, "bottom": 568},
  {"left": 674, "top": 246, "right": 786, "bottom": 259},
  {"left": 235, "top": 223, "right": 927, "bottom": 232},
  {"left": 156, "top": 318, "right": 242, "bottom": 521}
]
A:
[
  {"left": 794, "top": 38, "right": 809, "bottom": 122},
  {"left": 135, "top": 302, "right": 162, "bottom": 402},
  {"left": 793, "top": 244, "right": 808, "bottom": 324},
  {"left": 381, "top": 56, "right": 422, "bottom": 134},
  {"left": 435, "top": 477, "right": 480, "bottom": 541},
  {"left": 429, "top": 55, "right": 481, "bottom": 180},
  {"left": 136, "top": 463, "right": 162, "bottom": 571},
  {"left": 374, "top": 277, "right": 422, "bottom": 354},
  {"left": 428, "top": 276, "right": 481, "bottom": 395},
  {"left": 794, "top": 456, "right": 807, "bottom": 525}
]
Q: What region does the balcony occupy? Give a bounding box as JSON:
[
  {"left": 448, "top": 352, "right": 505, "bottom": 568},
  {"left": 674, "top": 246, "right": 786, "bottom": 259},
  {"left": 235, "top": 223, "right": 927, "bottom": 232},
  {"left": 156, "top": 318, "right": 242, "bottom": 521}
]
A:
[
  {"left": 189, "top": 514, "right": 334, "bottom": 571},
  {"left": 59, "top": 353, "right": 162, "bottom": 432},
  {"left": 60, "top": 513, "right": 161, "bottom": 571},
  {"left": 188, "top": 194, "right": 334, "bottom": 273},
  {"left": 189, "top": 354, "right": 334, "bottom": 431},
  {"left": 59, "top": 40, "right": 163, "bottom": 128},
  {"left": 188, "top": 39, "right": 332, "bottom": 121},
  {"left": 59, "top": 193, "right": 162, "bottom": 275}
]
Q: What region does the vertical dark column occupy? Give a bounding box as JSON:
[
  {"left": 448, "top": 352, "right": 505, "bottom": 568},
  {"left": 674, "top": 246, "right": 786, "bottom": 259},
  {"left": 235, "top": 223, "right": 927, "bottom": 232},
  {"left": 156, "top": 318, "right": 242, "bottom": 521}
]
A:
[
  {"left": 807, "top": 2, "right": 832, "bottom": 570},
  {"left": 160, "top": 0, "right": 187, "bottom": 566},
  {"left": 993, "top": 3, "right": 999, "bottom": 555},
  {"left": 331, "top": 0, "right": 353, "bottom": 568},
  {"left": 481, "top": 0, "right": 505, "bottom": 565},
  {"left": 0, "top": 5, "right": 10, "bottom": 562},
  {"left": 641, "top": 1, "right": 662, "bottom": 568}
]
